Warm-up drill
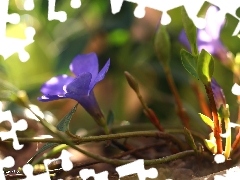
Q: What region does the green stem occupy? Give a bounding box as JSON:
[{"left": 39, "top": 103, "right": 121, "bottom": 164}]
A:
[
  {"left": 204, "top": 83, "right": 223, "bottom": 154},
  {"left": 164, "top": 66, "right": 190, "bottom": 128},
  {"left": 224, "top": 118, "right": 231, "bottom": 159},
  {"left": 31, "top": 144, "right": 196, "bottom": 167},
  {"left": 5, "top": 130, "right": 185, "bottom": 151}
]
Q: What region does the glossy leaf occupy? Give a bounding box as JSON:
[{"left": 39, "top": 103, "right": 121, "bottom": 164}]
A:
[
  {"left": 57, "top": 103, "right": 78, "bottom": 131},
  {"left": 181, "top": 7, "right": 198, "bottom": 56},
  {"left": 180, "top": 49, "right": 198, "bottom": 79},
  {"left": 199, "top": 113, "right": 214, "bottom": 129},
  {"left": 197, "top": 49, "right": 214, "bottom": 84},
  {"left": 27, "top": 104, "right": 78, "bottom": 164}
]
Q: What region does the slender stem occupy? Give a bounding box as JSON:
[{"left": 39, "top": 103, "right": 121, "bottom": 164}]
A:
[
  {"left": 204, "top": 83, "right": 223, "bottom": 154},
  {"left": 224, "top": 118, "right": 231, "bottom": 159},
  {"left": 3, "top": 130, "right": 185, "bottom": 151},
  {"left": 191, "top": 81, "right": 211, "bottom": 118},
  {"left": 164, "top": 66, "right": 190, "bottom": 128},
  {"left": 8, "top": 149, "right": 197, "bottom": 179},
  {"left": 232, "top": 128, "right": 240, "bottom": 151}
]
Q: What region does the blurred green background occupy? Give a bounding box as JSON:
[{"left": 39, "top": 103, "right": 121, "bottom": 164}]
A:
[{"left": 1, "top": 0, "right": 240, "bottom": 134}]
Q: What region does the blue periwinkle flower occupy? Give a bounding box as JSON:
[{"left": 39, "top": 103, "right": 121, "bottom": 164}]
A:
[
  {"left": 38, "top": 53, "right": 110, "bottom": 121},
  {"left": 179, "top": 6, "right": 229, "bottom": 64}
]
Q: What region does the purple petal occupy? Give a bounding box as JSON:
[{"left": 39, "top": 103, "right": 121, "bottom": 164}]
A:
[
  {"left": 40, "top": 75, "right": 74, "bottom": 95},
  {"left": 77, "top": 91, "right": 103, "bottom": 119},
  {"left": 198, "top": 29, "right": 212, "bottom": 43},
  {"left": 179, "top": 30, "right": 191, "bottom": 51},
  {"left": 198, "top": 43, "right": 215, "bottom": 54},
  {"left": 69, "top": 53, "right": 99, "bottom": 79},
  {"left": 38, "top": 95, "right": 67, "bottom": 102},
  {"left": 65, "top": 73, "right": 92, "bottom": 100},
  {"left": 211, "top": 78, "right": 226, "bottom": 109},
  {"left": 89, "top": 59, "right": 110, "bottom": 91},
  {"left": 204, "top": 6, "right": 225, "bottom": 40}
]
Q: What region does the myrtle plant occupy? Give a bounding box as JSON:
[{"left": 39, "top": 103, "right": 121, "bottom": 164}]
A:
[{"left": 1, "top": 4, "right": 240, "bottom": 179}]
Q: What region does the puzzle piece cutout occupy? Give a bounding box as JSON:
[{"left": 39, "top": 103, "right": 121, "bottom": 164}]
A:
[
  {"left": 0, "top": 0, "right": 35, "bottom": 62},
  {"left": 0, "top": 108, "right": 28, "bottom": 150},
  {"left": 48, "top": 0, "right": 81, "bottom": 22},
  {"left": 0, "top": 156, "right": 15, "bottom": 180},
  {"left": 205, "top": 0, "right": 240, "bottom": 36},
  {"left": 22, "top": 149, "right": 73, "bottom": 180},
  {"left": 110, "top": 0, "right": 206, "bottom": 27},
  {"left": 79, "top": 169, "right": 109, "bottom": 180},
  {"left": 110, "top": 0, "right": 240, "bottom": 36},
  {"left": 23, "top": 0, "right": 35, "bottom": 11},
  {"left": 116, "top": 159, "right": 158, "bottom": 180}
]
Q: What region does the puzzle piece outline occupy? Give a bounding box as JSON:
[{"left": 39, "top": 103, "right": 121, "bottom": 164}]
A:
[
  {"left": 0, "top": 109, "right": 28, "bottom": 150},
  {"left": 21, "top": 149, "right": 73, "bottom": 180},
  {"left": 0, "top": 156, "right": 15, "bottom": 180},
  {"left": 0, "top": 0, "right": 36, "bottom": 62},
  {"left": 110, "top": 0, "right": 240, "bottom": 36}
]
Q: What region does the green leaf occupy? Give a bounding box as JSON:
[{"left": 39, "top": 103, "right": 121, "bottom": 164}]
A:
[
  {"left": 180, "top": 49, "right": 198, "bottom": 79},
  {"left": 199, "top": 113, "right": 214, "bottom": 129},
  {"left": 204, "top": 139, "right": 217, "bottom": 154},
  {"left": 183, "top": 127, "right": 197, "bottom": 152},
  {"left": 154, "top": 25, "right": 170, "bottom": 66},
  {"left": 27, "top": 143, "right": 59, "bottom": 164},
  {"left": 197, "top": 49, "right": 214, "bottom": 84},
  {"left": 181, "top": 7, "right": 198, "bottom": 56},
  {"left": 27, "top": 104, "right": 78, "bottom": 164},
  {"left": 57, "top": 103, "right": 78, "bottom": 131},
  {"left": 107, "top": 110, "right": 114, "bottom": 126}
]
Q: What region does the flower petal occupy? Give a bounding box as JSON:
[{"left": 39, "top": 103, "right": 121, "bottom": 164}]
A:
[
  {"left": 77, "top": 91, "right": 103, "bottom": 119},
  {"left": 65, "top": 73, "right": 92, "bottom": 101},
  {"left": 69, "top": 53, "right": 99, "bottom": 79},
  {"left": 89, "top": 59, "right": 110, "bottom": 91},
  {"left": 38, "top": 95, "right": 67, "bottom": 102},
  {"left": 211, "top": 78, "right": 226, "bottom": 109},
  {"left": 198, "top": 29, "right": 212, "bottom": 43},
  {"left": 204, "top": 6, "right": 225, "bottom": 40},
  {"left": 40, "top": 75, "right": 74, "bottom": 95},
  {"left": 179, "top": 30, "right": 191, "bottom": 51}
]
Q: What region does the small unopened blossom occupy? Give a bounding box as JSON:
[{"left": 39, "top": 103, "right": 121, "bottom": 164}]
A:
[
  {"left": 211, "top": 78, "right": 226, "bottom": 110},
  {"left": 38, "top": 53, "right": 110, "bottom": 122},
  {"left": 179, "top": 6, "right": 229, "bottom": 64}
]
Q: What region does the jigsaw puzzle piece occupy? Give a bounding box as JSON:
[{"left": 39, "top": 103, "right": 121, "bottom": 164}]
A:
[
  {"left": 56, "top": 149, "right": 73, "bottom": 171},
  {"left": 48, "top": 0, "right": 67, "bottom": 22},
  {"left": 79, "top": 169, "right": 109, "bottom": 180},
  {"left": 22, "top": 150, "right": 73, "bottom": 179},
  {"left": 110, "top": 0, "right": 202, "bottom": 26},
  {"left": 0, "top": 110, "right": 28, "bottom": 150},
  {"left": 24, "top": 0, "right": 35, "bottom": 11},
  {"left": 22, "top": 163, "right": 51, "bottom": 180},
  {"left": 70, "top": 0, "right": 81, "bottom": 9},
  {"left": 0, "top": 0, "right": 36, "bottom": 61},
  {"left": 183, "top": 0, "right": 206, "bottom": 29},
  {"left": 116, "top": 159, "right": 158, "bottom": 180},
  {"left": 0, "top": 156, "right": 15, "bottom": 180},
  {"left": 205, "top": 0, "right": 240, "bottom": 35}
]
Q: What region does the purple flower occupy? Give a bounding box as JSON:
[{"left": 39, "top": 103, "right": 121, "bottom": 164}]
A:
[
  {"left": 179, "top": 6, "right": 229, "bottom": 64},
  {"left": 211, "top": 78, "right": 226, "bottom": 110},
  {"left": 38, "top": 53, "right": 110, "bottom": 120}
]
